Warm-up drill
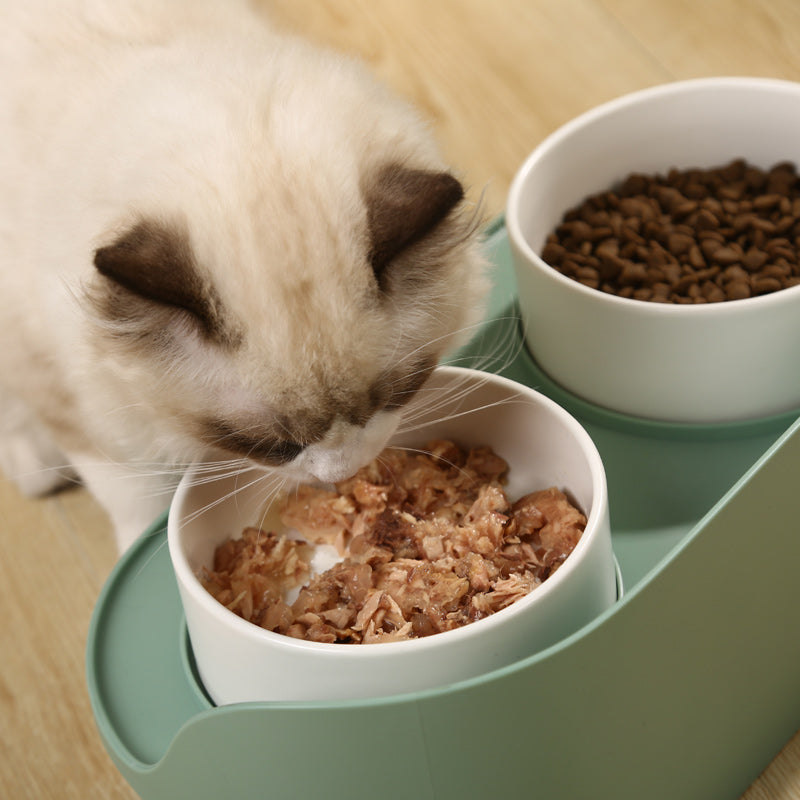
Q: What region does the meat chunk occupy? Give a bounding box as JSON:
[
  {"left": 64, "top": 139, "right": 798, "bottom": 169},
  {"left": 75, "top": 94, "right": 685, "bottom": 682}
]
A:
[{"left": 201, "top": 441, "right": 587, "bottom": 643}]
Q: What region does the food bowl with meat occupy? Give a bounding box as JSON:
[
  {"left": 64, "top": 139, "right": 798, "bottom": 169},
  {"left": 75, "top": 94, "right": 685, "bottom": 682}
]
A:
[
  {"left": 508, "top": 76, "right": 800, "bottom": 423},
  {"left": 168, "top": 366, "right": 617, "bottom": 704}
]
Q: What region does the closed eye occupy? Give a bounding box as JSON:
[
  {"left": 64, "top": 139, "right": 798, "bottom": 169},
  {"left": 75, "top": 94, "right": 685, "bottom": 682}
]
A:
[
  {"left": 260, "top": 439, "right": 305, "bottom": 464},
  {"left": 201, "top": 419, "right": 306, "bottom": 465}
]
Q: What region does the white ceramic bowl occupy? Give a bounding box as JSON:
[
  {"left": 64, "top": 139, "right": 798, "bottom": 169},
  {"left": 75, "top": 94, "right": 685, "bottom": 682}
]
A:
[
  {"left": 168, "top": 366, "right": 616, "bottom": 704},
  {"left": 507, "top": 77, "right": 800, "bottom": 423}
]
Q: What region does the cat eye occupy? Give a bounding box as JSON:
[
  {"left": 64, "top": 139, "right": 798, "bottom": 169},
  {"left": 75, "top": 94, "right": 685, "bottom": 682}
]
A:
[
  {"left": 93, "top": 218, "right": 235, "bottom": 344},
  {"left": 229, "top": 435, "right": 305, "bottom": 466},
  {"left": 263, "top": 440, "right": 305, "bottom": 465},
  {"left": 200, "top": 418, "right": 306, "bottom": 465}
]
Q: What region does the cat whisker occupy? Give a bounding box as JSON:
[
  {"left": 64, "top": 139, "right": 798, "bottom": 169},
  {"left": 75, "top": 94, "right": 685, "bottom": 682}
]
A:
[
  {"left": 178, "top": 467, "right": 285, "bottom": 529},
  {"left": 445, "top": 312, "right": 524, "bottom": 373},
  {"left": 382, "top": 444, "right": 481, "bottom": 491},
  {"left": 395, "top": 367, "right": 526, "bottom": 437},
  {"left": 389, "top": 317, "right": 493, "bottom": 371}
]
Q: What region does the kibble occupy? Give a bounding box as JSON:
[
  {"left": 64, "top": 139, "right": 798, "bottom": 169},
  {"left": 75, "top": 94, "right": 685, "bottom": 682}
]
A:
[{"left": 541, "top": 159, "right": 800, "bottom": 303}]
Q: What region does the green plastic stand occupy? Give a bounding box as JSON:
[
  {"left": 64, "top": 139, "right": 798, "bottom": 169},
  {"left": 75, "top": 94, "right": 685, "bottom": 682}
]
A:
[{"left": 87, "top": 219, "right": 800, "bottom": 799}]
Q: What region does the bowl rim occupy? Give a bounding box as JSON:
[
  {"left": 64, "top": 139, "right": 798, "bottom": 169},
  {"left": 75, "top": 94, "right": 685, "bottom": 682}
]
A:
[
  {"left": 506, "top": 75, "right": 800, "bottom": 317},
  {"left": 167, "top": 365, "right": 609, "bottom": 658}
]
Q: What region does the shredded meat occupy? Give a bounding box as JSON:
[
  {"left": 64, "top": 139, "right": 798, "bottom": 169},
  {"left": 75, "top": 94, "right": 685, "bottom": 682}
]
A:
[{"left": 200, "top": 440, "right": 586, "bottom": 644}]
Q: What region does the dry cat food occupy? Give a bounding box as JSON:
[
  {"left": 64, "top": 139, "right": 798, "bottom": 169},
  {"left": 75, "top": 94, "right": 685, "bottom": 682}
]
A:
[
  {"left": 542, "top": 158, "right": 800, "bottom": 303},
  {"left": 200, "top": 440, "right": 586, "bottom": 644}
]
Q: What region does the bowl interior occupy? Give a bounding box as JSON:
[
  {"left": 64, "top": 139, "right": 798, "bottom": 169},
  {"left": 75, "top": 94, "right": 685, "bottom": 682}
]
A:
[{"left": 172, "top": 367, "right": 605, "bottom": 617}]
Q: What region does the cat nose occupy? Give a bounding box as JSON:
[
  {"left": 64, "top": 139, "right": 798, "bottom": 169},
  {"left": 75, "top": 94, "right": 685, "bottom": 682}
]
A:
[
  {"left": 292, "top": 411, "right": 400, "bottom": 484},
  {"left": 319, "top": 418, "right": 356, "bottom": 448},
  {"left": 301, "top": 422, "right": 366, "bottom": 483},
  {"left": 306, "top": 454, "right": 357, "bottom": 484}
]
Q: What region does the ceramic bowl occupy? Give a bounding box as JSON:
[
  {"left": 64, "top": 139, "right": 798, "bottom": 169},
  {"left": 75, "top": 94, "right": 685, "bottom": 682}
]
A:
[
  {"left": 168, "top": 366, "right": 616, "bottom": 704},
  {"left": 507, "top": 77, "right": 800, "bottom": 423}
]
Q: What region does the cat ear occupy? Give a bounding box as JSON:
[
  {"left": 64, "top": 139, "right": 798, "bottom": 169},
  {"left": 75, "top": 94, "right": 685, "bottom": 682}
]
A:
[
  {"left": 365, "top": 164, "right": 464, "bottom": 281},
  {"left": 93, "top": 219, "right": 223, "bottom": 338}
]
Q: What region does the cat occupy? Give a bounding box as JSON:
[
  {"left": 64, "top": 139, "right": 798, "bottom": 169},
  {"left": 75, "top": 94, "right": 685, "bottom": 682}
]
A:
[{"left": 0, "top": 0, "right": 488, "bottom": 551}]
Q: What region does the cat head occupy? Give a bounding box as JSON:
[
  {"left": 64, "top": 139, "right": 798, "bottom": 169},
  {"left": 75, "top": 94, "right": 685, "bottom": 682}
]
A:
[{"left": 84, "top": 43, "right": 487, "bottom": 483}]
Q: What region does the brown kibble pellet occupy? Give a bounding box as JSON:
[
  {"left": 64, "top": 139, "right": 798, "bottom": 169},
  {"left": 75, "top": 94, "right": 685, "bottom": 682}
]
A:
[
  {"left": 750, "top": 217, "right": 777, "bottom": 233},
  {"left": 732, "top": 213, "right": 757, "bottom": 233},
  {"left": 576, "top": 266, "right": 600, "bottom": 283},
  {"left": 619, "top": 173, "right": 649, "bottom": 195},
  {"left": 645, "top": 246, "right": 667, "bottom": 269},
  {"left": 655, "top": 186, "right": 684, "bottom": 213},
  {"left": 561, "top": 258, "right": 580, "bottom": 277},
  {"left": 693, "top": 265, "right": 718, "bottom": 279},
  {"left": 762, "top": 263, "right": 791, "bottom": 279},
  {"left": 742, "top": 248, "right": 768, "bottom": 271},
  {"left": 542, "top": 158, "right": 800, "bottom": 303},
  {"left": 652, "top": 282, "right": 671, "bottom": 298},
  {"left": 619, "top": 197, "right": 644, "bottom": 217},
  {"left": 722, "top": 159, "right": 743, "bottom": 176},
  {"left": 687, "top": 245, "right": 706, "bottom": 269},
  {"left": 674, "top": 274, "right": 698, "bottom": 294},
  {"left": 661, "top": 261, "right": 682, "bottom": 284},
  {"left": 568, "top": 220, "right": 593, "bottom": 241},
  {"left": 541, "top": 241, "right": 565, "bottom": 264},
  {"left": 620, "top": 222, "right": 645, "bottom": 243},
  {"left": 595, "top": 239, "right": 620, "bottom": 261},
  {"left": 674, "top": 200, "right": 698, "bottom": 218},
  {"left": 702, "top": 281, "right": 726, "bottom": 303},
  {"left": 725, "top": 281, "right": 752, "bottom": 300},
  {"left": 700, "top": 237, "right": 724, "bottom": 260},
  {"left": 769, "top": 244, "right": 794, "bottom": 261},
  {"left": 667, "top": 232, "right": 695, "bottom": 256},
  {"left": 753, "top": 194, "right": 783, "bottom": 211},
  {"left": 590, "top": 225, "right": 614, "bottom": 242},
  {"left": 766, "top": 236, "right": 792, "bottom": 252},
  {"left": 721, "top": 264, "right": 749, "bottom": 284},
  {"left": 710, "top": 246, "right": 741, "bottom": 266},
  {"left": 694, "top": 208, "right": 719, "bottom": 230},
  {"left": 619, "top": 261, "right": 648, "bottom": 286},
  {"left": 752, "top": 276, "right": 783, "bottom": 295}
]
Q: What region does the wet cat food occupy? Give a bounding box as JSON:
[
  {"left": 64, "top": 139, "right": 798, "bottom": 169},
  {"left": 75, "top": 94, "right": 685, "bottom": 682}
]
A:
[
  {"left": 200, "top": 440, "right": 586, "bottom": 644},
  {"left": 542, "top": 158, "right": 800, "bottom": 303}
]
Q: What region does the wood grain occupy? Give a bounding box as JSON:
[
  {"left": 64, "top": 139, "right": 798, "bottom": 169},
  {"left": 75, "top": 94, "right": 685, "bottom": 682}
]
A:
[{"left": 1, "top": 1, "right": 797, "bottom": 797}]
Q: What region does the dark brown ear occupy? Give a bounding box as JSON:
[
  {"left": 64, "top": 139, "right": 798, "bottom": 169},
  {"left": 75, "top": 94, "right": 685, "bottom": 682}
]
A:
[
  {"left": 365, "top": 164, "right": 464, "bottom": 282},
  {"left": 94, "top": 219, "right": 222, "bottom": 338}
]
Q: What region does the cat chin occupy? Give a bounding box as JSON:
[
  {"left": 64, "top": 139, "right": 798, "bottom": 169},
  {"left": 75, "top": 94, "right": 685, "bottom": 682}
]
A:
[{"left": 276, "top": 408, "right": 402, "bottom": 485}]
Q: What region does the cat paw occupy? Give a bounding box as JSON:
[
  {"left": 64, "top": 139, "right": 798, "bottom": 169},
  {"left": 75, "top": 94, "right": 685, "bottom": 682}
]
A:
[
  {"left": 72, "top": 460, "right": 175, "bottom": 552},
  {"left": 0, "top": 431, "right": 79, "bottom": 497}
]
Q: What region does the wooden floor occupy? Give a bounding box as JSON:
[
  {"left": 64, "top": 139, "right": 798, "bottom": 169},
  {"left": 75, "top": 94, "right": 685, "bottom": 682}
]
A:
[{"left": 2, "top": 1, "right": 799, "bottom": 797}]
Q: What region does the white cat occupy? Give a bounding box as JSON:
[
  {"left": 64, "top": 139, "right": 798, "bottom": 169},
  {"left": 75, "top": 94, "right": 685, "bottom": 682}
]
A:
[{"left": 0, "top": 0, "right": 488, "bottom": 551}]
